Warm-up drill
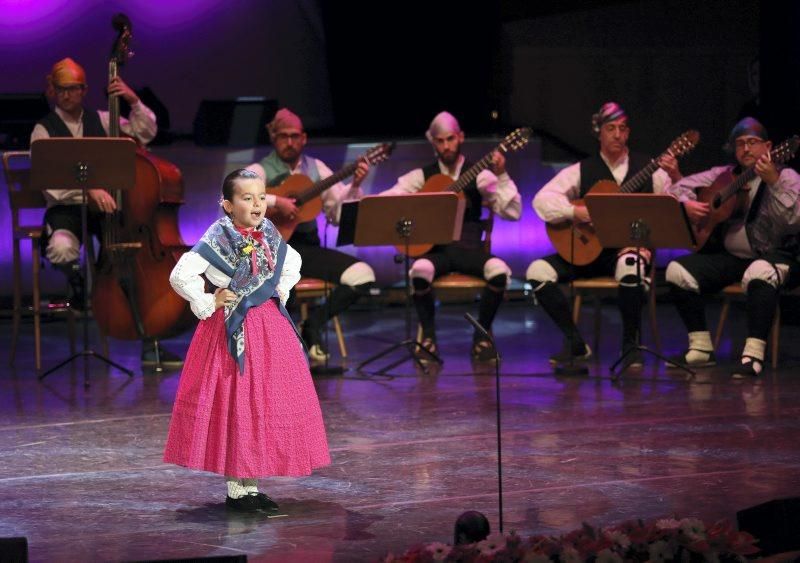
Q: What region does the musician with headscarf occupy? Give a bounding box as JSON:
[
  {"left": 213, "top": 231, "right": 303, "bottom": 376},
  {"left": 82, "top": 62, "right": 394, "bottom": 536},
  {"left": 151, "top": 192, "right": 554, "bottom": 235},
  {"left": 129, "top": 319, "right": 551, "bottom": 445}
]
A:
[
  {"left": 379, "top": 111, "right": 522, "bottom": 363},
  {"left": 29, "top": 58, "right": 169, "bottom": 366},
  {"left": 527, "top": 102, "right": 682, "bottom": 370},
  {"left": 246, "top": 108, "right": 376, "bottom": 362}
]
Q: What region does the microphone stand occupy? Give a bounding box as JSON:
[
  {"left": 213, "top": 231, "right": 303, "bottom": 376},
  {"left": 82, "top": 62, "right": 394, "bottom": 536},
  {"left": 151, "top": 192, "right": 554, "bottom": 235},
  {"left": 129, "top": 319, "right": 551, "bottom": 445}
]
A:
[
  {"left": 610, "top": 220, "right": 694, "bottom": 379},
  {"left": 464, "top": 312, "right": 503, "bottom": 533},
  {"left": 310, "top": 217, "right": 344, "bottom": 377}
]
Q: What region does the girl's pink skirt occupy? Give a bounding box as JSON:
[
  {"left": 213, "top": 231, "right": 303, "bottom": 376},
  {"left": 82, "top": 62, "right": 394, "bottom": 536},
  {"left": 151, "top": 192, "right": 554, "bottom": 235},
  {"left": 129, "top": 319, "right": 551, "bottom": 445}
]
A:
[{"left": 163, "top": 299, "right": 330, "bottom": 478}]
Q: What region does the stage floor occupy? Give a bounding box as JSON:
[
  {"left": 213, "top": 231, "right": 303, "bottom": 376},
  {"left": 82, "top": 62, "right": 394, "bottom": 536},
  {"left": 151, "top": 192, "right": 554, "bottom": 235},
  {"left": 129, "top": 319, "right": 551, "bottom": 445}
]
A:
[{"left": 2, "top": 298, "right": 800, "bottom": 562}]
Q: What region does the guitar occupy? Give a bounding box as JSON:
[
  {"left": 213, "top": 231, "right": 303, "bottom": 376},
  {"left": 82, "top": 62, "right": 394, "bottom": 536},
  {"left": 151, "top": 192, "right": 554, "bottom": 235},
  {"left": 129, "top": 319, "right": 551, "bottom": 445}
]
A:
[
  {"left": 692, "top": 135, "right": 800, "bottom": 251},
  {"left": 546, "top": 130, "right": 700, "bottom": 266},
  {"left": 396, "top": 127, "right": 531, "bottom": 257},
  {"left": 266, "top": 142, "right": 395, "bottom": 240}
]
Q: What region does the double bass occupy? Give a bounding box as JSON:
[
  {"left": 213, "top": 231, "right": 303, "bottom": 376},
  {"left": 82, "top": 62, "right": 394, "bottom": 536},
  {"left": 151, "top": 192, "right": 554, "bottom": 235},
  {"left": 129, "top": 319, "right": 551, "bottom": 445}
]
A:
[{"left": 92, "top": 14, "right": 193, "bottom": 342}]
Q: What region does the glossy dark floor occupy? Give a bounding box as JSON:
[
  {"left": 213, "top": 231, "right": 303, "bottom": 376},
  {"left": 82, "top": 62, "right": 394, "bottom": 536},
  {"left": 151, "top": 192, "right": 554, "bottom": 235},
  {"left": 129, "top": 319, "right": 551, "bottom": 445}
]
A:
[{"left": 2, "top": 297, "right": 800, "bottom": 562}]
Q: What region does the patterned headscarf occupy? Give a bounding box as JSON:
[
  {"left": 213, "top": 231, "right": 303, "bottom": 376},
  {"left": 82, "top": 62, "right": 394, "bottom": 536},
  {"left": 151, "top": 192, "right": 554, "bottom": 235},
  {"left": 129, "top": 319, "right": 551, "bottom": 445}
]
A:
[
  {"left": 725, "top": 117, "right": 769, "bottom": 152},
  {"left": 591, "top": 102, "right": 627, "bottom": 136},
  {"left": 193, "top": 216, "right": 290, "bottom": 374},
  {"left": 267, "top": 108, "right": 303, "bottom": 138},
  {"left": 425, "top": 111, "right": 461, "bottom": 143},
  {"left": 46, "top": 58, "right": 86, "bottom": 97}
]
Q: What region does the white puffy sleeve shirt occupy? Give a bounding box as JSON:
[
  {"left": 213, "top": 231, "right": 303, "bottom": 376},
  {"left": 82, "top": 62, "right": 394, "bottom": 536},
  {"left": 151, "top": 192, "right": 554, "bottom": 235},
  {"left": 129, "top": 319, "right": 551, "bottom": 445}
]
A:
[{"left": 169, "top": 243, "right": 303, "bottom": 320}]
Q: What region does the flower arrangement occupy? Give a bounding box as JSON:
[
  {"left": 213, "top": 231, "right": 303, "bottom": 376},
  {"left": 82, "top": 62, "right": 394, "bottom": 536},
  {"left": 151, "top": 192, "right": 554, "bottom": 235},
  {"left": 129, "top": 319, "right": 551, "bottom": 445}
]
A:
[{"left": 380, "top": 517, "right": 759, "bottom": 562}]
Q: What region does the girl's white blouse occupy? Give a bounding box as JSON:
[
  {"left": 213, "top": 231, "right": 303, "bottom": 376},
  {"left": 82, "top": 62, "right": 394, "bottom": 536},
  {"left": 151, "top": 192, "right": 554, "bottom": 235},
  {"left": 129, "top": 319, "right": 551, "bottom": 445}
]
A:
[{"left": 169, "top": 243, "right": 302, "bottom": 320}]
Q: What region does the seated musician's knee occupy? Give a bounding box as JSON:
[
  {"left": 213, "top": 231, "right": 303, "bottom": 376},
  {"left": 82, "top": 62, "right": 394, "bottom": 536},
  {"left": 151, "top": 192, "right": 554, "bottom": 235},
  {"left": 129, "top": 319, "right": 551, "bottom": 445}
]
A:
[
  {"left": 483, "top": 258, "right": 510, "bottom": 288},
  {"left": 46, "top": 229, "right": 80, "bottom": 264},
  {"left": 615, "top": 252, "right": 650, "bottom": 289},
  {"left": 410, "top": 258, "right": 435, "bottom": 284},
  {"left": 525, "top": 260, "right": 558, "bottom": 290},
  {"left": 665, "top": 261, "right": 700, "bottom": 292},
  {"left": 742, "top": 260, "right": 789, "bottom": 291},
  {"left": 340, "top": 261, "right": 376, "bottom": 288}
]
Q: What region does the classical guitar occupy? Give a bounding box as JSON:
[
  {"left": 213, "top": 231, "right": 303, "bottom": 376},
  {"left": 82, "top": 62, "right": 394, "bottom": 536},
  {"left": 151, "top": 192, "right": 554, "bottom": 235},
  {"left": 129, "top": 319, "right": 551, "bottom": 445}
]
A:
[
  {"left": 692, "top": 135, "right": 800, "bottom": 251},
  {"left": 267, "top": 142, "right": 395, "bottom": 240},
  {"left": 546, "top": 130, "right": 700, "bottom": 266},
  {"left": 396, "top": 127, "right": 531, "bottom": 257}
]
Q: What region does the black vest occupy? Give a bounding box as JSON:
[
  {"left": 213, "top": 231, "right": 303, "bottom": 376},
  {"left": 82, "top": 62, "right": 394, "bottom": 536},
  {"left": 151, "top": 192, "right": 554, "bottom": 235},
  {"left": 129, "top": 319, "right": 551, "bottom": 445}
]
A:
[
  {"left": 37, "top": 109, "right": 107, "bottom": 138},
  {"left": 578, "top": 152, "right": 654, "bottom": 197},
  {"left": 422, "top": 161, "right": 484, "bottom": 245}
]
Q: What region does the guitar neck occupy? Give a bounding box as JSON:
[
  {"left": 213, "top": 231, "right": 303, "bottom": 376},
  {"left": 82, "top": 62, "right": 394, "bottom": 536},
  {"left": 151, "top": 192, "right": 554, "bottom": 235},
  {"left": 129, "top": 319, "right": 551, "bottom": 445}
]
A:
[
  {"left": 449, "top": 148, "right": 503, "bottom": 193},
  {"left": 620, "top": 159, "right": 660, "bottom": 193},
  {"left": 294, "top": 161, "right": 359, "bottom": 205}
]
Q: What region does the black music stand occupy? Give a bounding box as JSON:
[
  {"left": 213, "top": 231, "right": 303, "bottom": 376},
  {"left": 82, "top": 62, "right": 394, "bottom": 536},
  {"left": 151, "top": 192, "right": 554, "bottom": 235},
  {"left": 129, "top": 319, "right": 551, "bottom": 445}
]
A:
[
  {"left": 30, "top": 137, "right": 137, "bottom": 386},
  {"left": 345, "top": 193, "right": 464, "bottom": 375},
  {"left": 585, "top": 193, "right": 697, "bottom": 378}
]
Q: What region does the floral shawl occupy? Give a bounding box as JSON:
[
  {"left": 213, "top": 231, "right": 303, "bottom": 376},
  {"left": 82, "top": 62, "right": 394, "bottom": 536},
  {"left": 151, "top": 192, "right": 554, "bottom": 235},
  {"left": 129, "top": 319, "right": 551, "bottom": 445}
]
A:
[{"left": 192, "top": 216, "right": 299, "bottom": 374}]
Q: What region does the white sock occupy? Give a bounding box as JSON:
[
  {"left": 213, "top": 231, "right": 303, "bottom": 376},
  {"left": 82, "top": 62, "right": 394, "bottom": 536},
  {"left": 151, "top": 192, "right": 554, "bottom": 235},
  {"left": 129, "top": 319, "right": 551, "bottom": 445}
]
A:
[
  {"left": 688, "top": 331, "right": 713, "bottom": 351},
  {"left": 226, "top": 477, "right": 247, "bottom": 499},
  {"left": 742, "top": 338, "right": 766, "bottom": 374},
  {"left": 242, "top": 478, "right": 258, "bottom": 495}
]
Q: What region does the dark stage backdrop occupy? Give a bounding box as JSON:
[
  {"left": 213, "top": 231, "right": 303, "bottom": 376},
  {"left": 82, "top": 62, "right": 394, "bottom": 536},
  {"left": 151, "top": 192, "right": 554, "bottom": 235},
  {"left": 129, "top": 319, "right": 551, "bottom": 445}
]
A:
[
  {"left": 500, "top": 0, "right": 760, "bottom": 169},
  {"left": 0, "top": 0, "right": 334, "bottom": 134}
]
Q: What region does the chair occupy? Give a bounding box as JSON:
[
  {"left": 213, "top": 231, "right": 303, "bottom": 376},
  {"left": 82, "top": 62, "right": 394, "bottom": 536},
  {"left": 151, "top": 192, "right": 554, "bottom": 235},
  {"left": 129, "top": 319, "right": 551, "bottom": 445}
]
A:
[
  {"left": 3, "top": 151, "right": 76, "bottom": 371},
  {"left": 430, "top": 208, "right": 495, "bottom": 296},
  {"left": 294, "top": 277, "right": 347, "bottom": 357},
  {"left": 713, "top": 283, "right": 800, "bottom": 369},
  {"left": 570, "top": 259, "right": 661, "bottom": 356}
]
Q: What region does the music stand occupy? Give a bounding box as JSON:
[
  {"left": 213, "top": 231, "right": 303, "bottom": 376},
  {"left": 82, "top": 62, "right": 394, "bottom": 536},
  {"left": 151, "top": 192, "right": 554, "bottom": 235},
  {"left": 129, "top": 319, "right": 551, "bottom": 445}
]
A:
[
  {"left": 30, "top": 137, "right": 137, "bottom": 386},
  {"left": 584, "top": 193, "right": 697, "bottom": 378},
  {"left": 346, "top": 193, "right": 464, "bottom": 375}
]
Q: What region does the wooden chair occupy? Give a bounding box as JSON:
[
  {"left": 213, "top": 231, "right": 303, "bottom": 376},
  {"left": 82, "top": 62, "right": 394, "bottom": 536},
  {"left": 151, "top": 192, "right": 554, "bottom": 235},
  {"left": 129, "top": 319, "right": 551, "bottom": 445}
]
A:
[
  {"left": 570, "top": 259, "right": 661, "bottom": 356},
  {"left": 713, "top": 283, "right": 800, "bottom": 369},
  {"left": 430, "top": 208, "right": 495, "bottom": 296},
  {"left": 294, "top": 277, "right": 347, "bottom": 357},
  {"left": 3, "top": 151, "right": 76, "bottom": 371}
]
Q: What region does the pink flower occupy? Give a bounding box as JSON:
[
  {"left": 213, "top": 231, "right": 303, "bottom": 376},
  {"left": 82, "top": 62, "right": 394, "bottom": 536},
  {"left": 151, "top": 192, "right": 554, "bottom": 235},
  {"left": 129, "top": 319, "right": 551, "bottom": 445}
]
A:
[
  {"left": 476, "top": 533, "right": 506, "bottom": 557},
  {"left": 424, "top": 542, "right": 451, "bottom": 561}
]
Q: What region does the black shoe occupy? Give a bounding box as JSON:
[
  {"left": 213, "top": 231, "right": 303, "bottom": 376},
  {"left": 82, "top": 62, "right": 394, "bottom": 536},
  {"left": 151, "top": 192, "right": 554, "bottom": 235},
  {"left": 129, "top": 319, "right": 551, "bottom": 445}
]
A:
[
  {"left": 225, "top": 494, "right": 260, "bottom": 512},
  {"left": 141, "top": 344, "right": 184, "bottom": 368},
  {"left": 549, "top": 342, "right": 592, "bottom": 365},
  {"left": 665, "top": 348, "right": 716, "bottom": 369},
  {"left": 471, "top": 338, "right": 497, "bottom": 363},
  {"left": 250, "top": 492, "right": 279, "bottom": 512},
  {"left": 731, "top": 356, "right": 762, "bottom": 379},
  {"left": 414, "top": 338, "right": 438, "bottom": 364}
]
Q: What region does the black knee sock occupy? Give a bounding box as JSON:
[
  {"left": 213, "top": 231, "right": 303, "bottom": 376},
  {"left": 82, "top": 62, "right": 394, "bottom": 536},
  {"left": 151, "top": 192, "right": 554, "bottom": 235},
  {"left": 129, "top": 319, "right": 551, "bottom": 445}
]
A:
[
  {"left": 746, "top": 279, "right": 779, "bottom": 341},
  {"left": 476, "top": 274, "right": 506, "bottom": 342},
  {"left": 531, "top": 281, "right": 584, "bottom": 348},
  {"left": 669, "top": 284, "right": 707, "bottom": 332},
  {"left": 308, "top": 283, "right": 371, "bottom": 329},
  {"left": 413, "top": 278, "right": 436, "bottom": 340},
  {"left": 618, "top": 284, "right": 643, "bottom": 348}
]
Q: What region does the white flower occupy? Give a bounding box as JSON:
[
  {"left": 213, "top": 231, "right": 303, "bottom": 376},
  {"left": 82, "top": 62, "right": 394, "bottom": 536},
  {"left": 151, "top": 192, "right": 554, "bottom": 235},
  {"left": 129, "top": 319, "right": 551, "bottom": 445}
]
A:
[
  {"left": 604, "top": 529, "right": 631, "bottom": 549},
  {"left": 647, "top": 540, "right": 673, "bottom": 562},
  {"left": 679, "top": 517, "right": 705, "bottom": 539},
  {"left": 425, "top": 542, "right": 452, "bottom": 561},
  {"left": 655, "top": 518, "right": 681, "bottom": 530},
  {"left": 476, "top": 533, "right": 506, "bottom": 556}
]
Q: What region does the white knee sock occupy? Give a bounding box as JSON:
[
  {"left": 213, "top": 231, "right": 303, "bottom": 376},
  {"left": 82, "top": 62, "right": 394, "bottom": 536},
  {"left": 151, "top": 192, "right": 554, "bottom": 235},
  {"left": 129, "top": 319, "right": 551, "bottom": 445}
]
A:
[
  {"left": 242, "top": 478, "right": 258, "bottom": 495},
  {"left": 225, "top": 477, "right": 247, "bottom": 499}
]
